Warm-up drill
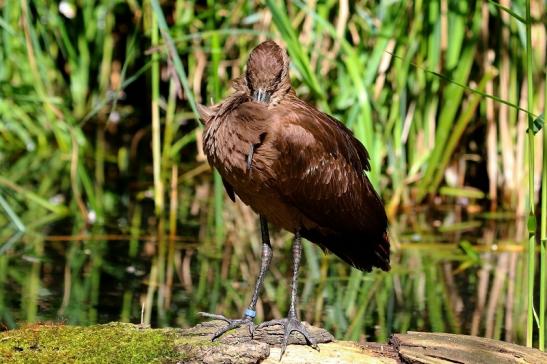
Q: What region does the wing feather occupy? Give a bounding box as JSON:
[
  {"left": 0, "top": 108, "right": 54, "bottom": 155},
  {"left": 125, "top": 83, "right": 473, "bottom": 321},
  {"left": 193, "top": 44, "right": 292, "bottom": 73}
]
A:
[
  {"left": 268, "top": 100, "right": 389, "bottom": 271},
  {"left": 270, "top": 107, "right": 379, "bottom": 229}
]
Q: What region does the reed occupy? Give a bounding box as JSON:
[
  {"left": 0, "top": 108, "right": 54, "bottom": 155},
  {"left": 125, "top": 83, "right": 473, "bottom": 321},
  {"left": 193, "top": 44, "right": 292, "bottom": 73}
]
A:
[
  {"left": 541, "top": 63, "right": 547, "bottom": 350},
  {"left": 524, "top": 0, "right": 536, "bottom": 348},
  {"left": 0, "top": 0, "right": 545, "bottom": 347}
]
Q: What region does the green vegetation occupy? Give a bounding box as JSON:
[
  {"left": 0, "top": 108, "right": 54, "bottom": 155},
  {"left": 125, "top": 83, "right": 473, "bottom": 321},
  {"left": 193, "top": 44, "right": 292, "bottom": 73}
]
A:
[
  {"left": 0, "top": 322, "right": 182, "bottom": 363},
  {"left": 0, "top": 0, "right": 545, "bottom": 350}
]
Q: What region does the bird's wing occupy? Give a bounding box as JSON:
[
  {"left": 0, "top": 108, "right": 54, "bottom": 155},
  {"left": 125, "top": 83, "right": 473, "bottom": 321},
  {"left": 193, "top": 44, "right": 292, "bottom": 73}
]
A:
[
  {"left": 267, "top": 100, "right": 383, "bottom": 234},
  {"left": 198, "top": 103, "right": 235, "bottom": 201},
  {"left": 267, "top": 101, "right": 389, "bottom": 271}
]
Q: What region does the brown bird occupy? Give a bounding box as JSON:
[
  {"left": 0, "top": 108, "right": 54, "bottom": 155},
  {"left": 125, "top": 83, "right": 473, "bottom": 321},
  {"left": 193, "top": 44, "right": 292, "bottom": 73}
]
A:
[{"left": 198, "top": 40, "right": 390, "bottom": 355}]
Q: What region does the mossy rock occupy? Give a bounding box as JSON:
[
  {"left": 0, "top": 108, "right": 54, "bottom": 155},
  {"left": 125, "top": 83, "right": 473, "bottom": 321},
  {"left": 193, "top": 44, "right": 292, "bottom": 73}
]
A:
[
  {"left": 5, "top": 321, "right": 539, "bottom": 364},
  {"left": 0, "top": 322, "right": 184, "bottom": 363},
  {"left": 0, "top": 320, "right": 334, "bottom": 363}
]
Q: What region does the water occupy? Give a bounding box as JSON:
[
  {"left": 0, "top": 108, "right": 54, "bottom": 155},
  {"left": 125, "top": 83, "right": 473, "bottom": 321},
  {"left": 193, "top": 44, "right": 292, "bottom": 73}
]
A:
[{"left": 0, "top": 206, "right": 529, "bottom": 344}]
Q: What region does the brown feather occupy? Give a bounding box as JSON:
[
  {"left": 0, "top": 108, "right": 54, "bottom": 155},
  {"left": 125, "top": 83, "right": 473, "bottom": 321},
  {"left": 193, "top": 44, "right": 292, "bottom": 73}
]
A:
[{"left": 202, "top": 41, "right": 390, "bottom": 272}]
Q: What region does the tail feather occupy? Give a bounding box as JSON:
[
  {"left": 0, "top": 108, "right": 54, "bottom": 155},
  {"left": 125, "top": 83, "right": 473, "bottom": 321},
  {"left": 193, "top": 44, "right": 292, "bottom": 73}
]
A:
[{"left": 302, "top": 229, "right": 390, "bottom": 272}]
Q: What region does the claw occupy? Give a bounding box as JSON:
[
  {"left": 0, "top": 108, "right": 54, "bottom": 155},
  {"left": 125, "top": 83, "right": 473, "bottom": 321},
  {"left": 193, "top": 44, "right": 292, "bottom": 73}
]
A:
[
  {"left": 199, "top": 312, "right": 231, "bottom": 323},
  {"left": 199, "top": 312, "right": 255, "bottom": 341},
  {"left": 256, "top": 317, "right": 318, "bottom": 359},
  {"left": 212, "top": 321, "right": 238, "bottom": 341}
]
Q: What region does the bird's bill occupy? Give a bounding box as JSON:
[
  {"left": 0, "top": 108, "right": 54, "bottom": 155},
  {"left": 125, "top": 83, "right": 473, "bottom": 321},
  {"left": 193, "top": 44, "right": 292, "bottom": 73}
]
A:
[{"left": 252, "top": 89, "right": 271, "bottom": 104}]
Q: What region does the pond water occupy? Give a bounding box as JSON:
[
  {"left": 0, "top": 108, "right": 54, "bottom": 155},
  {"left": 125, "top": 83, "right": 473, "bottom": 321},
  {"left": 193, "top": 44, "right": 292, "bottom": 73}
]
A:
[{"left": 0, "top": 205, "right": 529, "bottom": 345}]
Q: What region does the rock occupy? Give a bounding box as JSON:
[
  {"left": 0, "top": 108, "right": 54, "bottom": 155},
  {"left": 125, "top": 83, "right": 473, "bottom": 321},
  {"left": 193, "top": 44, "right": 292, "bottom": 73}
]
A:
[
  {"left": 2, "top": 322, "right": 545, "bottom": 364},
  {"left": 391, "top": 331, "right": 547, "bottom": 364}
]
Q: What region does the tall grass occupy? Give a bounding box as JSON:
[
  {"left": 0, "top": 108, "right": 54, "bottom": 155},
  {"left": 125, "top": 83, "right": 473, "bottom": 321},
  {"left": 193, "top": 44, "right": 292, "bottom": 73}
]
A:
[
  {"left": 541, "top": 55, "right": 547, "bottom": 350},
  {"left": 524, "top": 0, "right": 536, "bottom": 347},
  {"left": 0, "top": 0, "right": 545, "bottom": 348}
]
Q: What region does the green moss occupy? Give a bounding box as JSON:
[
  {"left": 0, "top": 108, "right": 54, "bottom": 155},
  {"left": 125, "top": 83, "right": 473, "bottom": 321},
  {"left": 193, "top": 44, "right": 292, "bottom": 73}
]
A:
[{"left": 0, "top": 322, "right": 185, "bottom": 363}]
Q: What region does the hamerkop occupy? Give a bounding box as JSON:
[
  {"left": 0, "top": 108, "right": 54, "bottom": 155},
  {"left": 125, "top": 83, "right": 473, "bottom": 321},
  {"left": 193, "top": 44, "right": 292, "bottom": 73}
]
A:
[{"left": 198, "top": 40, "right": 390, "bottom": 355}]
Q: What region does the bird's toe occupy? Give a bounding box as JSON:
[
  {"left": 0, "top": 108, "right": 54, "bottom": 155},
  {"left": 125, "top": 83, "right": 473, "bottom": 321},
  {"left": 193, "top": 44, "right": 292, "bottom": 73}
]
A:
[
  {"left": 285, "top": 318, "right": 318, "bottom": 349},
  {"left": 199, "top": 311, "right": 255, "bottom": 341},
  {"left": 256, "top": 317, "right": 319, "bottom": 359},
  {"left": 198, "top": 312, "right": 230, "bottom": 322},
  {"left": 256, "top": 319, "right": 285, "bottom": 330}
]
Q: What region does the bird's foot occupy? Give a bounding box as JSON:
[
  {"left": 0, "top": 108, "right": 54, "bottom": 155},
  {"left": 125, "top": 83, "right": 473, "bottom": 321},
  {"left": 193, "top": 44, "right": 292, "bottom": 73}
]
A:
[
  {"left": 256, "top": 316, "right": 318, "bottom": 359},
  {"left": 199, "top": 312, "right": 256, "bottom": 340}
]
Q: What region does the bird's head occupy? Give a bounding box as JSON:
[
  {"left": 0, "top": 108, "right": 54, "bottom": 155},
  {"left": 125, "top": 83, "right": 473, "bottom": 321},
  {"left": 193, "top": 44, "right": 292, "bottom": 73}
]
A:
[{"left": 244, "top": 41, "right": 290, "bottom": 105}]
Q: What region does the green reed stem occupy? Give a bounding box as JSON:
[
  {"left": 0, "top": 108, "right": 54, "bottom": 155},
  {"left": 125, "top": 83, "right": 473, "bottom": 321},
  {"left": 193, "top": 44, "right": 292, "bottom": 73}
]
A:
[
  {"left": 151, "top": 5, "right": 168, "bottom": 323},
  {"left": 525, "top": 0, "right": 536, "bottom": 348},
  {"left": 541, "top": 58, "right": 547, "bottom": 351},
  {"left": 208, "top": 27, "right": 224, "bottom": 248},
  {"left": 88, "top": 233, "right": 105, "bottom": 325},
  {"left": 24, "top": 236, "right": 43, "bottom": 323},
  {"left": 151, "top": 4, "right": 163, "bottom": 216}
]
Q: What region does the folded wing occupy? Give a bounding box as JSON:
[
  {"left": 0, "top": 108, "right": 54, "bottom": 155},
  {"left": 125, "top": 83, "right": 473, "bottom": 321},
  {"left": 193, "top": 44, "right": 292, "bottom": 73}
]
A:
[{"left": 268, "top": 100, "right": 390, "bottom": 271}]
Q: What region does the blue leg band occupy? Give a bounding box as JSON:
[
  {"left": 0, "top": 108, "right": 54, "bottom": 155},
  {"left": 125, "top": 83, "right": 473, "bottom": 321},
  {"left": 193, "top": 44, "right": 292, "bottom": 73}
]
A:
[{"left": 244, "top": 309, "right": 256, "bottom": 318}]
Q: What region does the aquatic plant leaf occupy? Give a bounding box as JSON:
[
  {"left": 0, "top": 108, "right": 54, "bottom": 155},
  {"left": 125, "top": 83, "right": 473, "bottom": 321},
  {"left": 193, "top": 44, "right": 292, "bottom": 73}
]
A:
[{"left": 527, "top": 113, "right": 544, "bottom": 135}]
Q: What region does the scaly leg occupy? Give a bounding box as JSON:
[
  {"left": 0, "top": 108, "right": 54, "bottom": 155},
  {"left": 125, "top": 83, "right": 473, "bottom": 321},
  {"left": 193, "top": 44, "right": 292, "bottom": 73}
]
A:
[
  {"left": 200, "top": 215, "right": 272, "bottom": 339},
  {"left": 256, "top": 230, "right": 318, "bottom": 358}
]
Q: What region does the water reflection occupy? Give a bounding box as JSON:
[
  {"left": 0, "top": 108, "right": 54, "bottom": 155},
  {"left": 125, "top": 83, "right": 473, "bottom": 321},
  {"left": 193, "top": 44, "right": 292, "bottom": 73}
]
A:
[{"left": 0, "top": 207, "right": 529, "bottom": 345}]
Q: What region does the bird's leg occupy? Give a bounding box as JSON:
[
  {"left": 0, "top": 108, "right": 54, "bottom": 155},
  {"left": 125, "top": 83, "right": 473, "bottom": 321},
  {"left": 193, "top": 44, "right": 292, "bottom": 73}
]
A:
[
  {"left": 248, "top": 216, "right": 273, "bottom": 313},
  {"left": 200, "top": 215, "right": 272, "bottom": 340},
  {"left": 256, "top": 230, "right": 318, "bottom": 358}
]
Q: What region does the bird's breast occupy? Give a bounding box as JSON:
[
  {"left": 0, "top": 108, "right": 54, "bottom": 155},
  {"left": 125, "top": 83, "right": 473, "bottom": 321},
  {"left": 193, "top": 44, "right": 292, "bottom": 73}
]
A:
[
  {"left": 203, "top": 118, "right": 305, "bottom": 231},
  {"left": 204, "top": 120, "right": 253, "bottom": 180}
]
